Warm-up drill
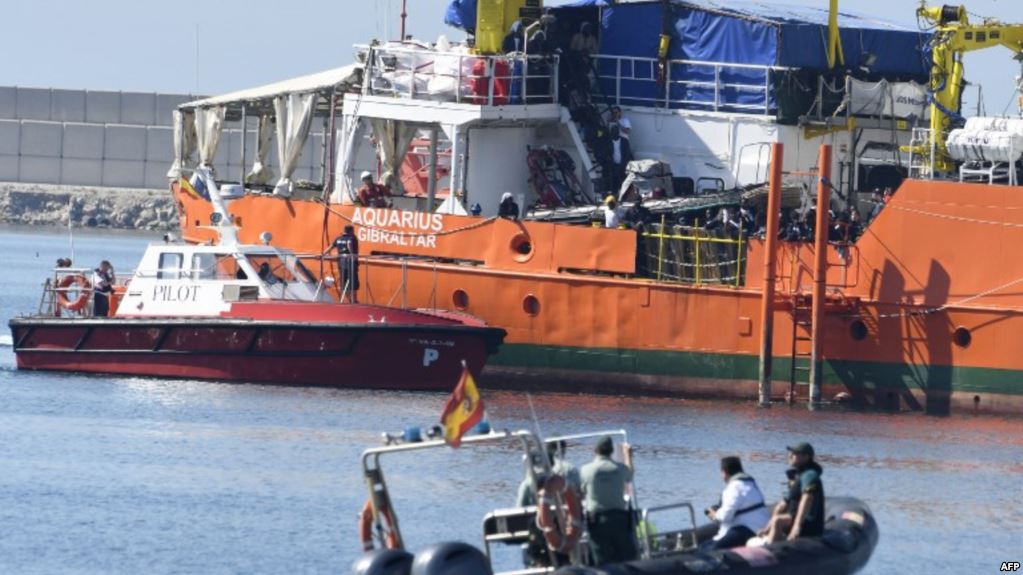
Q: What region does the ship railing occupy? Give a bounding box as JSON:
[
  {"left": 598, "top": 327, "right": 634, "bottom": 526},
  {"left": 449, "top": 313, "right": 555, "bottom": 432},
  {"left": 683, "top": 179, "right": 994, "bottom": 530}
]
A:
[
  {"left": 908, "top": 127, "right": 938, "bottom": 180},
  {"left": 639, "top": 220, "right": 747, "bottom": 286},
  {"left": 591, "top": 54, "right": 787, "bottom": 115},
  {"left": 359, "top": 44, "right": 560, "bottom": 106}
]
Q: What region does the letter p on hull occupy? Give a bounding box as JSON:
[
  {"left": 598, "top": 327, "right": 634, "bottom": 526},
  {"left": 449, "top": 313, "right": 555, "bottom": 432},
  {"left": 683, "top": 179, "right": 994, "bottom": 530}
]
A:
[{"left": 422, "top": 348, "right": 440, "bottom": 367}]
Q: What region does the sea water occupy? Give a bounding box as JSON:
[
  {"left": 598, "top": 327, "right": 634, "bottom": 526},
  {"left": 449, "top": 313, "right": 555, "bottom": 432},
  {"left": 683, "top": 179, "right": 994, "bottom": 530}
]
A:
[{"left": 0, "top": 225, "right": 1020, "bottom": 574}]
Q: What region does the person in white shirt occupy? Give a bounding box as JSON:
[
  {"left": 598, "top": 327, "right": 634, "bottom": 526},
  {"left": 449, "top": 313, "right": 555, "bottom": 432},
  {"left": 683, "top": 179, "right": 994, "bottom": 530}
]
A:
[
  {"left": 603, "top": 195, "right": 624, "bottom": 229},
  {"left": 609, "top": 106, "right": 632, "bottom": 139},
  {"left": 704, "top": 456, "right": 770, "bottom": 550}
]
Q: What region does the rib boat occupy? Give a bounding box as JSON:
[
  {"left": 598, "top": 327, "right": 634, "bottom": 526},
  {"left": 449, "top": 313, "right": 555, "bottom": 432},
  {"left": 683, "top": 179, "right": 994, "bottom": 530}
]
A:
[{"left": 351, "top": 429, "right": 877, "bottom": 575}]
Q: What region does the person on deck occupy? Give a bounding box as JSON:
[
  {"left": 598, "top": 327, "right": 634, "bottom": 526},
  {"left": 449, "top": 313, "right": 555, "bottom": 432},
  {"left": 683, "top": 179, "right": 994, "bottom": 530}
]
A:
[
  {"left": 704, "top": 456, "right": 770, "bottom": 550},
  {"left": 757, "top": 442, "right": 825, "bottom": 543},
  {"left": 498, "top": 192, "right": 520, "bottom": 220},
  {"left": 603, "top": 195, "right": 624, "bottom": 229},
  {"left": 357, "top": 171, "right": 392, "bottom": 208},
  {"left": 608, "top": 106, "right": 632, "bottom": 140},
  {"left": 323, "top": 225, "right": 360, "bottom": 303},
  {"left": 608, "top": 125, "right": 633, "bottom": 196},
  {"left": 569, "top": 22, "right": 599, "bottom": 57},
  {"left": 502, "top": 20, "right": 525, "bottom": 53},
  {"left": 580, "top": 436, "right": 638, "bottom": 565},
  {"left": 624, "top": 196, "right": 653, "bottom": 230},
  {"left": 91, "top": 260, "right": 114, "bottom": 317}
]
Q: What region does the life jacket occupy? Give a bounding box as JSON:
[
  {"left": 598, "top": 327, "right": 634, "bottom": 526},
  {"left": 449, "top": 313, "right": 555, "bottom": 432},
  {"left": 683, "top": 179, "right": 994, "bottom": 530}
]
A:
[{"left": 729, "top": 473, "right": 766, "bottom": 517}]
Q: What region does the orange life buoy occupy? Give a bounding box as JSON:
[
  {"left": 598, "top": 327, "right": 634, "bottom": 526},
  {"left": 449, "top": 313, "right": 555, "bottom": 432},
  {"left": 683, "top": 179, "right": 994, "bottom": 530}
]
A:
[
  {"left": 56, "top": 275, "right": 92, "bottom": 312},
  {"left": 359, "top": 499, "right": 400, "bottom": 551},
  {"left": 536, "top": 474, "right": 583, "bottom": 554}
]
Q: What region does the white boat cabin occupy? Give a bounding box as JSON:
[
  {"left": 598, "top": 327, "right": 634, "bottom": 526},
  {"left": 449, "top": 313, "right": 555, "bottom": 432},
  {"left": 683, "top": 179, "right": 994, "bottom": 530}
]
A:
[{"left": 116, "top": 242, "right": 332, "bottom": 317}]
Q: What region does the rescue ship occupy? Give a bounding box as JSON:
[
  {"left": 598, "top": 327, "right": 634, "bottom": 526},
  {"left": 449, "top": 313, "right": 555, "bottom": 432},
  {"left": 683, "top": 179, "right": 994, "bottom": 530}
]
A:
[
  {"left": 168, "top": 1, "right": 1023, "bottom": 414},
  {"left": 9, "top": 169, "right": 506, "bottom": 388}
]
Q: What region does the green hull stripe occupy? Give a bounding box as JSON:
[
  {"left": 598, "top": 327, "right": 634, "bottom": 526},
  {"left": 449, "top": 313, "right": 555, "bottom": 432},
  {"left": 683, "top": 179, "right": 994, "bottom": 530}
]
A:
[{"left": 490, "top": 344, "right": 1023, "bottom": 397}]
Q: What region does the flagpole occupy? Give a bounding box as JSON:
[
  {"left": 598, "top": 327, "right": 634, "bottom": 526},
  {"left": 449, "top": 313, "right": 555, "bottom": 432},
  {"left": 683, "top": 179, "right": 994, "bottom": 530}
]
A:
[{"left": 67, "top": 196, "right": 75, "bottom": 264}]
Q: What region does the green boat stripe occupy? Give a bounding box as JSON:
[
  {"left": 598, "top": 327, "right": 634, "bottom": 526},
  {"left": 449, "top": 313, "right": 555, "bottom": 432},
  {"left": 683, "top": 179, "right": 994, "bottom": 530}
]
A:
[{"left": 489, "top": 344, "right": 1023, "bottom": 396}]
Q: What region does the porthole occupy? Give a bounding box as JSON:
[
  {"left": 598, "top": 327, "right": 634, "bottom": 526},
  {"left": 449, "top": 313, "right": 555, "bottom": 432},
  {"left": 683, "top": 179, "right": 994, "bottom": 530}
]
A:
[
  {"left": 952, "top": 326, "right": 971, "bottom": 348},
  {"left": 523, "top": 294, "right": 541, "bottom": 317},
  {"left": 452, "top": 289, "right": 469, "bottom": 310},
  {"left": 510, "top": 232, "right": 534, "bottom": 262},
  {"left": 849, "top": 320, "right": 868, "bottom": 341}
]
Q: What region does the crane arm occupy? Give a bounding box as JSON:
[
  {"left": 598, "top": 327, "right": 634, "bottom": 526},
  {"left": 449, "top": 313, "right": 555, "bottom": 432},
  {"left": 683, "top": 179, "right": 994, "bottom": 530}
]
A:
[{"left": 914, "top": 3, "right": 1023, "bottom": 173}]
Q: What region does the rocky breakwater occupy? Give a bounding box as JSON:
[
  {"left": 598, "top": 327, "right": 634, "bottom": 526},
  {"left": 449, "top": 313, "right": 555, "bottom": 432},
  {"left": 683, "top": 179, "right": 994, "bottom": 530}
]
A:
[{"left": 0, "top": 182, "right": 177, "bottom": 231}]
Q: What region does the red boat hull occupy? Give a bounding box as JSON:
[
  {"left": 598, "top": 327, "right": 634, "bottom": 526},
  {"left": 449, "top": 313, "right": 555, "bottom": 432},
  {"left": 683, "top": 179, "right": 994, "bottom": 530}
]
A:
[{"left": 8, "top": 318, "right": 505, "bottom": 390}]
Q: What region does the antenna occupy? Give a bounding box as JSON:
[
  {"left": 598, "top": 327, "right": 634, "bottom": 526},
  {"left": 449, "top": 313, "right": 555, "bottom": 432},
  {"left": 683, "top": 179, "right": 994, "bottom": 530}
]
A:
[{"left": 67, "top": 195, "right": 75, "bottom": 264}]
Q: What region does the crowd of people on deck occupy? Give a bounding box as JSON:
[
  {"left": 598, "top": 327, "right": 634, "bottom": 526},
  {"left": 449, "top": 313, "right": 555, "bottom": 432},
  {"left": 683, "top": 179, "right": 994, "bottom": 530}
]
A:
[{"left": 515, "top": 435, "right": 827, "bottom": 569}]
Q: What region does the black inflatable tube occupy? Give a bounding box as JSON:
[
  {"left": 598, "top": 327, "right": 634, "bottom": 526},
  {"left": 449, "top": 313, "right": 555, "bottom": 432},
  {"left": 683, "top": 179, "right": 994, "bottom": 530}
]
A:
[{"left": 555, "top": 497, "right": 879, "bottom": 575}]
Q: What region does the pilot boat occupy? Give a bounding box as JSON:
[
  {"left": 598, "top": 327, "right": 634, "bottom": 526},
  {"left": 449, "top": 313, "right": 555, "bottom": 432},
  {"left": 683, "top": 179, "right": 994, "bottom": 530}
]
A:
[{"left": 8, "top": 170, "right": 505, "bottom": 389}]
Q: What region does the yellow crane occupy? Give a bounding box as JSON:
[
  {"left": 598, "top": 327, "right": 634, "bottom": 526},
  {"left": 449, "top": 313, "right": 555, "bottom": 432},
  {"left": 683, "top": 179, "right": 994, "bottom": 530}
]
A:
[{"left": 914, "top": 2, "right": 1023, "bottom": 174}]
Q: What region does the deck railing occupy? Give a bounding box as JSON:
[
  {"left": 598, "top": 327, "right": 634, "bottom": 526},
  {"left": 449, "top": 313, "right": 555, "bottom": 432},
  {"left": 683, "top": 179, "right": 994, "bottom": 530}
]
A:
[
  {"left": 639, "top": 219, "right": 747, "bottom": 286},
  {"left": 360, "top": 44, "right": 559, "bottom": 106},
  {"left": 591, "top": 54, "right": 786, "bottom": 115}
]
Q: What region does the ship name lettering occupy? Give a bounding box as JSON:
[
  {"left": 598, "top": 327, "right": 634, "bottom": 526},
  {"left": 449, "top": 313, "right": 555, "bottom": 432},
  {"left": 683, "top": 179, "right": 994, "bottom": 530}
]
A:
[
  {"left": 153, "top": 284, "right": 200, "bottom": 303},
  {"left": 351, "top": 208, "right": 444, "bottom": 233}
]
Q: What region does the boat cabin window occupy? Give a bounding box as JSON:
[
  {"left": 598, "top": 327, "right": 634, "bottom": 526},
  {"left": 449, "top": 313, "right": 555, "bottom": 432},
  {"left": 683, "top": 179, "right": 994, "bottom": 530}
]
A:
[
  {"left": 157, "top": 252, "right": 184, "bottom": 279},
  {"left": 190, "top": 253, "right": 246, "bottom": 281},
  {"left": 245, "top": 254, "right": 315, "bottom": 285}
]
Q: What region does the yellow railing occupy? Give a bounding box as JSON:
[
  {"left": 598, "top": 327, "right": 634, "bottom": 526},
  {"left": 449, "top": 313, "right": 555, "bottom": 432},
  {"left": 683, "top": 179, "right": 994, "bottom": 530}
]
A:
[{"left": 640, "top": 215, "right": 747, "bottom": 286}]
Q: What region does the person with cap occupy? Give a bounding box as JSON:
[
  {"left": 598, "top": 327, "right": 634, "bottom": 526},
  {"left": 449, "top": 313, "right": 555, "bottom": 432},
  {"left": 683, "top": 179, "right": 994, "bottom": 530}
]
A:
[
  {"left": 357, "top": 171, "right": 391, "bottom": 208},
  {"left": 704, "top": 456, "right": 770, "bottom": 550},
  {"left": 757, "top": 442, "right": 825, "bottom": 543},
  {"left": 602, "top": 195, "right": 624, "bottom": 229},
  {"left": 498, "top": 192, "right": 520, "bottom": 220},
  {"left": 579, "top": 435, "right": 637, "bottom": 565},
  {"left": 322, "top": 225, "right": 360, "bottom": 303}
]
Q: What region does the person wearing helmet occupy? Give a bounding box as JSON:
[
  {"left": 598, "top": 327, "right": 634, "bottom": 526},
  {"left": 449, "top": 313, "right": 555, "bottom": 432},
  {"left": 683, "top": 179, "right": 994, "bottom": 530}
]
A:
[
  {"left": 602, "top": 195, "right": 624, "bottom": 229},
  {"left": 498, "top": 192, "right": 520, "bottom": 220},
  {"left": 357, "top": 171, "right": 392, "bottom": 208}
]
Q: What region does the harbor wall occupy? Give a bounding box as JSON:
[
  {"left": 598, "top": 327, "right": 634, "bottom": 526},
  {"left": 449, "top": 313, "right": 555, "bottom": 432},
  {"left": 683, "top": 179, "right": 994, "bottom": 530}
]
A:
[
  {"left": 0, "top": 85, "right": 328, "bottom": 192},
  {"left": 0, "top": 85, "right": 331, "bottom": 230}
]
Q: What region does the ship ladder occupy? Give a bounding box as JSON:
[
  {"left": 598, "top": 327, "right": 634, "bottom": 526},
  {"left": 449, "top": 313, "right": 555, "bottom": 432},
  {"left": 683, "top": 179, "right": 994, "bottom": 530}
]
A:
[{"left": 789, "top": 293, "right": 814, "bottom": 402}]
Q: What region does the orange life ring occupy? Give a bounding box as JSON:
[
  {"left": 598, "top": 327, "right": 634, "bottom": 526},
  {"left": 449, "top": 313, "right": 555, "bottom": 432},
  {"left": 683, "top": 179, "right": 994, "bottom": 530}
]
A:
[
  {"left": 536, "top": 474, "right": 583, "bottom": 554},
  {"left": 359, "top": 499, "right": 400, "bottom": 551},
  {"left": 56, "top": 275, "right": 92, "bottom": 312}
]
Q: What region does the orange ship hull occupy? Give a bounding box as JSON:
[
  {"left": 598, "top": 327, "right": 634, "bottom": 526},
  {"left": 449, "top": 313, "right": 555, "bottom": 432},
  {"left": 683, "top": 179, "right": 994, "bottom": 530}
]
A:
[{"left": 173, "top": 179, "right": 1023, "bottom": 415}]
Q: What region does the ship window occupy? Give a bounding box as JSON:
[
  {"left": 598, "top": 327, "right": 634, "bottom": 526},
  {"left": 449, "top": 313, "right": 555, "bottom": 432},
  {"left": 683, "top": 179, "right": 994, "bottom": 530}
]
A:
[
  {"left": 849, "top": 320, "right": 868, "bottom": 341},
  {"left": 953, "top": 327, "right": 971, "bottom": 348},
  {"left": 157, "top": 252, "right": 183, "bottom": 279},
  {"left": 523, "top": 294, "right": 541, "bottom": 317},
  {"left": 452, "top": 289, "right": 469, "bottom": 310},
  {"left": 191, "top": 253, "right": 218, "bottom": 280}
]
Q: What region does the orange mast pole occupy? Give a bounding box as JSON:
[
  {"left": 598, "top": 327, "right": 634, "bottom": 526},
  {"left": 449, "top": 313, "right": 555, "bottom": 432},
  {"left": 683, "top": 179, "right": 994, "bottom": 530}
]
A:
[
  {"left": 758, "top": 143, "right": 784, "bottom": 407},
  {"left": 809, "top": 144, "right": 832, "bottom": 407}
]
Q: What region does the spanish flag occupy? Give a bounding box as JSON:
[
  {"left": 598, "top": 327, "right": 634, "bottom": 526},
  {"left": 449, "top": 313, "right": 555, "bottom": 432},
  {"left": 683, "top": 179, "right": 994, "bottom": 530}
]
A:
[{"left": 440, "top": 363, "right": 484, "bottom": 448}]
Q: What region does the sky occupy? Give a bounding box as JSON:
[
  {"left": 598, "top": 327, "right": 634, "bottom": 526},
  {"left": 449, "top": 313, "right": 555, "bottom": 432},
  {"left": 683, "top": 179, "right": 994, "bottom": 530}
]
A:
[{"left": 1, "top": 0, "right": 1020, "bottom": 115}]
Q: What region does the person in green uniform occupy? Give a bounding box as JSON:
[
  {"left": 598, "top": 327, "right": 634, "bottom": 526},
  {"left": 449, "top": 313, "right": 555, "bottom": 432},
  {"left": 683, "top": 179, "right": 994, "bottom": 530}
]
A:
[
  {"left": 758, "top": 442, "right": 825, "bottom": 543},
  {"left": 579, "top": 436, "right": 637, "bottom": 565}
]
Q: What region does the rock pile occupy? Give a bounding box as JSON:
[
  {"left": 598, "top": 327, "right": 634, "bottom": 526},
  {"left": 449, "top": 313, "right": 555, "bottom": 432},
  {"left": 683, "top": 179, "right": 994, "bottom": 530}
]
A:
[{"left": 0, "top": 183, "right": 177, "bottom": 231}]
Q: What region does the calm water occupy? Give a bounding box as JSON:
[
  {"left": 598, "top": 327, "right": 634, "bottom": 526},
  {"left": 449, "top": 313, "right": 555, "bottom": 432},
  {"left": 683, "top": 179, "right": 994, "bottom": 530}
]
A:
[{"left": 1, "top": 226, "right": 1020, "bottom": 574}]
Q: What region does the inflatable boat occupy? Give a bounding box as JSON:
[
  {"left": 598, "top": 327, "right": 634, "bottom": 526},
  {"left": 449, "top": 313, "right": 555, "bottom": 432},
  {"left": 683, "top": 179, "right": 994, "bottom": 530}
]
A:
[{"left": 350, "top": 429, "right": 878, "bottom": 575}]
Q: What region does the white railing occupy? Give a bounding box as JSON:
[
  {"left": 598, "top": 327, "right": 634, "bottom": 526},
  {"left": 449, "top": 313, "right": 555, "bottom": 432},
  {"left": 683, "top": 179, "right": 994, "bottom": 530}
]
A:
[
  {"left": 591, "top": 55, "right": 787, "bottom": 115},
  {"left": 360, "top": 45, "right": 559, "bottom": 106}
]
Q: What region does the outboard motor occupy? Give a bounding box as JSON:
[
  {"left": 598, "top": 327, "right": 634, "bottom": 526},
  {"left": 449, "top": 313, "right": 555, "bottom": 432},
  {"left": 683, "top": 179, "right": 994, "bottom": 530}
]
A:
[
  {"left": 411, "top": 542, "right": 493, "bottom": 575},
  {"left": 352, "top": 549, "right": 414, "bottom": 575}
]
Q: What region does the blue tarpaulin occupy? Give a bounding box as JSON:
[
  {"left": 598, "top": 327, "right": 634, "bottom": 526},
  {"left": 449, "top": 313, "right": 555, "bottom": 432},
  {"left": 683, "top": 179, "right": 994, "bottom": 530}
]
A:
[
  {"left": 569, "top": 0, "right": 930, "bottom": 111},
  {"left": 444, "top": 0, "right": 477, "bottom": 34}
]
